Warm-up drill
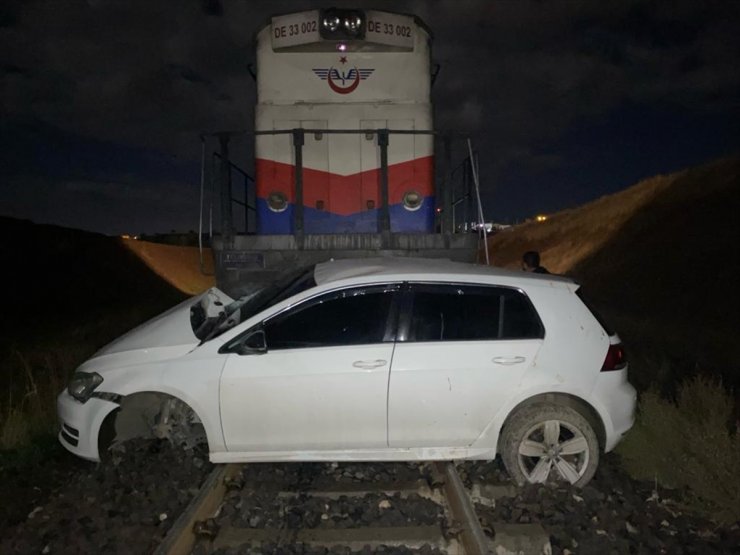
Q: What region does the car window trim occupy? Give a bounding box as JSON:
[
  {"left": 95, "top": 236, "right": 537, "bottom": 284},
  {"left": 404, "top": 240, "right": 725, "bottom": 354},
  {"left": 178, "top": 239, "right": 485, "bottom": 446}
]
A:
[
  {"left": 399, "top": 281, "right": 545, "bottom": 343},
  {"left": 221, "top": 282, "right": 402, "bottom": 353}
]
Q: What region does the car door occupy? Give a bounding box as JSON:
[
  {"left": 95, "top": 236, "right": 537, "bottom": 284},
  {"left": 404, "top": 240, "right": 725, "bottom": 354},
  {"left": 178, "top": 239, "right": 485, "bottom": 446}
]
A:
[
  {"left": 219, "top": 284, "right": 400, "bottom": 452},
  {"left": 388, "top": 283, "right": 544, "bottom": 448}
]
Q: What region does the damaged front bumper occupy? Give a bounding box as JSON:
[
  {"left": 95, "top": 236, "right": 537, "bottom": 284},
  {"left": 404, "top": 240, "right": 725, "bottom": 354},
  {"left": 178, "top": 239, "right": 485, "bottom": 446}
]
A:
[{"left": 57, "top": 390, "right": 119, "bottom": 462}]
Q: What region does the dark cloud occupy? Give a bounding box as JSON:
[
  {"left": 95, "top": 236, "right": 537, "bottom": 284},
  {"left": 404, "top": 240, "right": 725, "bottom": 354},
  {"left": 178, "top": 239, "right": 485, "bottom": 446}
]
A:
[
  {"left": 2, "top": 63, "right": 28, "bottom": 75},
  {"left": 0, "top": 0, "right": 738, "bottom": 232},
  {"left": 202, "top": 0, "right": 224, "bottom": 17},
  {"left": 165, "top": 63, "right": 212, "bottom": 85}
]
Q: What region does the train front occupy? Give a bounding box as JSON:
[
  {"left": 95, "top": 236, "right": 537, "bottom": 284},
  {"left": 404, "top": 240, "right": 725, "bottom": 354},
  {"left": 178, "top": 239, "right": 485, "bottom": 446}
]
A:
[{"left": 255, "top": 8, "right": 434, "bottom": 235}]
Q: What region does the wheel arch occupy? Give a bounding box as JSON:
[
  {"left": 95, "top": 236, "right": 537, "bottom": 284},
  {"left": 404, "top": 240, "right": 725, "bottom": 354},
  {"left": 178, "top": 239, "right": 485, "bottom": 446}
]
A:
[
  {"left": 497, "top": 392, "right": 607, "bottom": 453},
  {"left": 99, "top": 390, "right": 213, "bottom": 454}
]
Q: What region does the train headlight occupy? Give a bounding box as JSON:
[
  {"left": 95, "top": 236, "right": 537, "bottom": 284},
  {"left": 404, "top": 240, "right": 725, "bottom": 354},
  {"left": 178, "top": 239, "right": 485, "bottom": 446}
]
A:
[
  {"left": 320, "top": 9, "right": 365, "bottom": 40},
  {"left": 402, "top": 190, "right": 424, "bottom": 211},
  {"left": 322, "top": 15, "right": 341, "bottom": 33},
  {"left": 267, "top": 191, "right": 288, "bottom": 213},
  {"left": 344, "top": 15, "right": 362, "bottom": 35}
]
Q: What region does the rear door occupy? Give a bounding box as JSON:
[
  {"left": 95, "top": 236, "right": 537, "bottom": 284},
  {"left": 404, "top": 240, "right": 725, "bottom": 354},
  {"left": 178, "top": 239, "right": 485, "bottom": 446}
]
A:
[{"left": 387, "top": 283, "right": 544, "bottom": 447}]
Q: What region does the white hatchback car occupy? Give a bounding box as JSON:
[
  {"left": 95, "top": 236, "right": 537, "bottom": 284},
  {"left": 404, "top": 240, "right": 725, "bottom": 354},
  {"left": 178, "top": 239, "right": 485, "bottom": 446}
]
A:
[{"left": 58, "top": 257, "right": 635, "bottom": 486}]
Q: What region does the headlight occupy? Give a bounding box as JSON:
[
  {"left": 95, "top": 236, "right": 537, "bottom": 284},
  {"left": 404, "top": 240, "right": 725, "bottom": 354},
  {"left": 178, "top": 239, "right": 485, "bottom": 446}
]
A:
[
  {"left": 402, "top": 190, "right": 424, "bottom": 211},
  {"left": 267, "top": 191, "right": 288, "bottom": 212},
  {"left": 67, "top": 371, "right": 103, "bottom": 403},
  {"left": 344, "top": 15, "right": 362, "bottom": 35},
  {"left": 322, "top": 15, "right": 340, "bottom": 32},
  {"left": 320, "top": 9, "right": 365, "bottom": 40}
]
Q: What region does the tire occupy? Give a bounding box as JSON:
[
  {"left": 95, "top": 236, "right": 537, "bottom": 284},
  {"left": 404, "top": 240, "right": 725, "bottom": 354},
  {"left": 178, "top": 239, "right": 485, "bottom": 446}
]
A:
[{"left": 500, "top": 403, "right": 599, "bottom": 488}]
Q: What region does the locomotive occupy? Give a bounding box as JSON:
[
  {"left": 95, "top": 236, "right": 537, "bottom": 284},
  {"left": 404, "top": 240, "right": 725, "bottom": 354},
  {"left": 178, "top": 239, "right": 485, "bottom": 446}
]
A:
[{"left": 201, "top": 8, "right": 480, "bottom": 295}]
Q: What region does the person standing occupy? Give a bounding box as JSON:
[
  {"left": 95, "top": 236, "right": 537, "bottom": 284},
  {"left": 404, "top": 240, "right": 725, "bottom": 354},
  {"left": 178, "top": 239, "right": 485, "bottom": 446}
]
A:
[{"left": 521, "top": 251, "right": 550, "bottom": 274}]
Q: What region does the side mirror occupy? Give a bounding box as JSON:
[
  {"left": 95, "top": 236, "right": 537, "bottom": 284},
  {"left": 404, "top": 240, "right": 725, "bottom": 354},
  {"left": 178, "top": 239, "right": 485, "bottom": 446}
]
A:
[{"left": 236, "top": 329, "right": 267, "bottom": 356}]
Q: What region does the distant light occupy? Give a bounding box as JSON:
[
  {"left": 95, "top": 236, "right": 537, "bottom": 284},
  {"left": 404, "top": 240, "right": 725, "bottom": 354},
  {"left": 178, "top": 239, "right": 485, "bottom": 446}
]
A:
[
  {"left": 336, "top": 42, "right": 348, "bottom": 52},
  {"left": 535, "top": 214, "right": 548, "bottom": 222},
  {"left": 121, "top": 234, "right": 130, "bottom": 239}
]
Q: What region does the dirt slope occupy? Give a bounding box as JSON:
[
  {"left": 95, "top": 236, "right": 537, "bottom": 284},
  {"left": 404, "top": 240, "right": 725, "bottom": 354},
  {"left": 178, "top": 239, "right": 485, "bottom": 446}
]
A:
[
  {"left": 0, "top": 217, "right": 186, "bottom": 342},
  {"left": 487, "top": 155, "right": 740, "bottom": 389},
  {"left": 122, "top": 239, "right": 215, "bottom": 295}
]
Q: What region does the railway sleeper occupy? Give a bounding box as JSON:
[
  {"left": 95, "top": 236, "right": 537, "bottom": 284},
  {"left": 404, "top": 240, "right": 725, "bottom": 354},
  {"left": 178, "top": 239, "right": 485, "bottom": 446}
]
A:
[{"left": 212, "top": 525, "right": 459, "bottom": 553}]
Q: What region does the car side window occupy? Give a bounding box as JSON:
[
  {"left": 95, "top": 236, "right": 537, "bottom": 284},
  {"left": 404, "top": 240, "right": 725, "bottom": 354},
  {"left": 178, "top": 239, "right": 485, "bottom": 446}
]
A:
[
  {"left": 408, "top": 284, "right": 543, "bottom": 342},
  {"left": 264, "top": 285, "right": 398, "bottom": 350}
]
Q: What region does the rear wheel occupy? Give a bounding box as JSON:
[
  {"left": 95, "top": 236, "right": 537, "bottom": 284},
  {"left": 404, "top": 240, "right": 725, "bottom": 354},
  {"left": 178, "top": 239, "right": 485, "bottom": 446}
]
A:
[{"left": 500, "top": 403, "right": 599, "bottom": 487}]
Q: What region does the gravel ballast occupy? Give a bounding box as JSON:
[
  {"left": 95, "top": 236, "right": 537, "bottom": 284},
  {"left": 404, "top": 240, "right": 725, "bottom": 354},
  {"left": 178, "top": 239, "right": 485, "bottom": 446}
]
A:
[
  {"left": 460, "top": 454, "right": 740, "bottom": 555},
  {"left": 1, "top": 439, "right": 213, "bottom": 555},
  {"left": 3, "top": 446, "right": 738, "bottom": 554}
]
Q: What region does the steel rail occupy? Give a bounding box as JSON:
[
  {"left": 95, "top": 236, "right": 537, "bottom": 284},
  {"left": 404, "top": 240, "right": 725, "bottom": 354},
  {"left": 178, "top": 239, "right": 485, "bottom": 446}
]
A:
[
  {"left": 154, "top": 461, "right": 493, "bottom": 555},
  {"left": 438, "top": 462, "right": 490, "bottom": 555},
  {"left": 153, "top": 463, "right": 241, "bottom": 555}
]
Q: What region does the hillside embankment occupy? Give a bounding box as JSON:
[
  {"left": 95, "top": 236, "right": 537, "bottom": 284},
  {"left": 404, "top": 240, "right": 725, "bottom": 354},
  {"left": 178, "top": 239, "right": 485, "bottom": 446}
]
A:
[
  {"left": 121, "top": 237, "right": 215, "bottom": 295},
  {"left": 0, "top": 217, "right": 188, "bottom": 343},
  {"left": 487, "top": 155, "right": 740, "bottom": 392}
]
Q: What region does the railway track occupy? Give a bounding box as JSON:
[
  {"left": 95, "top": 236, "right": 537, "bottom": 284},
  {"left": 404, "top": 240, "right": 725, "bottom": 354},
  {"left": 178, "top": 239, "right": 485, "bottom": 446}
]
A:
[{"left": 154, "top": 461, "right": 550, "bottom": 555}]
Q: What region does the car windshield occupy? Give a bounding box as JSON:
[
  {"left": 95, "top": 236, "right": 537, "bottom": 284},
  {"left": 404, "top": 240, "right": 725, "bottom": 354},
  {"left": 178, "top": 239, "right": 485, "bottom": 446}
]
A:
[{"left": 200, "top": 266, "right": 317, "bottom": 342}]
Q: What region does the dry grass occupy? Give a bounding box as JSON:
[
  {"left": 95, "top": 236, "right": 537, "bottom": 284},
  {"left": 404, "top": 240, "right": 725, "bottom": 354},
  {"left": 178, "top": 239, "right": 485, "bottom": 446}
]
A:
[
  {"left": 0, "top": 304, "right": 181, "bottom": 451},
  {"left": 617, "top": 375, "right": 740, "bottom": 523},
  {"left": 1, "top": 349, "right": 80, "bottom": 449}
]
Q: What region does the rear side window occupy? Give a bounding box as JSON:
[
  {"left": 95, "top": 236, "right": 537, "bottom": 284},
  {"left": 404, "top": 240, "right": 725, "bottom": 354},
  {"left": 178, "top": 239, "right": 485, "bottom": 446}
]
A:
[{"left": 406, "top": 284, "right": 543, "bottom": 342}]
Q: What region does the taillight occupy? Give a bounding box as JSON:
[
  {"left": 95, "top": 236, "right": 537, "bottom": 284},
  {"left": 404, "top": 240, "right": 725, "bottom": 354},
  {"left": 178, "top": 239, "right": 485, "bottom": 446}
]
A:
[{"left": 601, "top": 343, "right": 627, "bottom": 371}]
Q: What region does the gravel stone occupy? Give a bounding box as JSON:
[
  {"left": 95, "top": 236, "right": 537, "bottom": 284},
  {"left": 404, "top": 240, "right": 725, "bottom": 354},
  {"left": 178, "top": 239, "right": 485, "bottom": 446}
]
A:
[
  {"left": 461, "top": 454, "right": 740, "bottom": 555},
  {"left": 7, "top": 445, "right": 736, "bottom": 554},
  {"left": 1, "top": 439, "right": 213, "bottom": 554}
]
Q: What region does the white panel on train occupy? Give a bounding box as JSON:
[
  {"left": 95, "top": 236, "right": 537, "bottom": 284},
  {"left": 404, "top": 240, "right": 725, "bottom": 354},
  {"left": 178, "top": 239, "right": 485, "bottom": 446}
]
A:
[
  {"left": 257, "top": 13, "right": 431, "bottom": 105},
  {"left": 364, "top": 11, "right": 415, "bottom": 50},
  {"left": 271, "top": 10, "right": 320, "bottom": 50},
  {"left": 301, "top": 120, "right": 329, "bottom": 173}
]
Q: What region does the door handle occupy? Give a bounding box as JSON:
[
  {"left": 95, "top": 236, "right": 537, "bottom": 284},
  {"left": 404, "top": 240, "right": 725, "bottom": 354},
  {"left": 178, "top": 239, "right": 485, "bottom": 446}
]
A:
[
  {"left": 352, "top": 359, "right": 388, "bottom": 369},
  {"left": 492, "top": 356, "right": 526, "bottom": 365}
]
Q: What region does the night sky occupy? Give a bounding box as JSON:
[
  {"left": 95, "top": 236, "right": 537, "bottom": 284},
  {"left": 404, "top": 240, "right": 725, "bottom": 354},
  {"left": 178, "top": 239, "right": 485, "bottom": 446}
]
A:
[{"left": 1, "top": 0, "right": 738, "bottom": 235}]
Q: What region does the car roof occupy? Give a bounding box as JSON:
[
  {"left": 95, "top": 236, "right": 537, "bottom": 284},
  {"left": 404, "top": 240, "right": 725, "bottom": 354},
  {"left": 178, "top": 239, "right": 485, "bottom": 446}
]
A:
[{"left": 313, "top": 257, "right": 574, "bottom": 288}]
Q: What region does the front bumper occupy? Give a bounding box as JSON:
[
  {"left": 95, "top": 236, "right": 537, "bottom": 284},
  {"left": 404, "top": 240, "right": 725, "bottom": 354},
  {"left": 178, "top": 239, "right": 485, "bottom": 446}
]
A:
[{"left": 57, "top": 390, "right": 119, "bottom": 461}]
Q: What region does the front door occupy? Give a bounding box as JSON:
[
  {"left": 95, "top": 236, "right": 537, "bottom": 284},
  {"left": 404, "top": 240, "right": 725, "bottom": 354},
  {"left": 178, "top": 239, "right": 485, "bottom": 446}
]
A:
[{"left": 220, "top": 284, "right": 399, "bottom": 452}]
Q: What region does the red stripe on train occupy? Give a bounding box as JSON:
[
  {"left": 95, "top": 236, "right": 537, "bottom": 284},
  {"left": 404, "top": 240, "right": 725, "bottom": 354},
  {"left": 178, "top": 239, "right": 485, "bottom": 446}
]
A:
[{"left": 256, "top": 156, "right": 434, "bottom": 216}]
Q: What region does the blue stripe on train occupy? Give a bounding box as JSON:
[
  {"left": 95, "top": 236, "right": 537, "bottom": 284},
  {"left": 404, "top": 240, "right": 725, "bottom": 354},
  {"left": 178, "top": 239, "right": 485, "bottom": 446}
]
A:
[{"left": 256, "top": 198, "right": 435, "bottom": 234}]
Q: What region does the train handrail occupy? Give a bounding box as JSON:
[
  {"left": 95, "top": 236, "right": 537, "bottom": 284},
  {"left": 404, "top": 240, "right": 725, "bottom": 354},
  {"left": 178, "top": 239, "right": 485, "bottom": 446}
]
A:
[{"left": 198, "top": 128, "right": 487, "bottom": 271}]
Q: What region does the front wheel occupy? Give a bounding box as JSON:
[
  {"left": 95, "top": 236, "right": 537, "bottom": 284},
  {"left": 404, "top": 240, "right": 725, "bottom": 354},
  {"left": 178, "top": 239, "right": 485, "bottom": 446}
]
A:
[{"left": 500, "top": 403, "right": 599, "bottom": 487}]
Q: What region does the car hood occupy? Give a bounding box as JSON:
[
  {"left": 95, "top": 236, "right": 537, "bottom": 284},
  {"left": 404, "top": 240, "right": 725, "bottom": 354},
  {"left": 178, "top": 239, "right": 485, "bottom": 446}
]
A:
[{"left": 93, "top": 288, "right": 234, "bottom": 359}]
